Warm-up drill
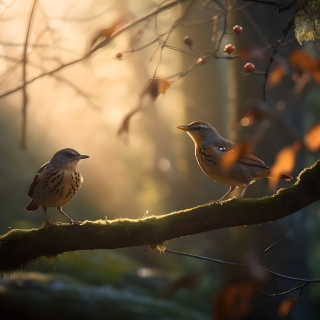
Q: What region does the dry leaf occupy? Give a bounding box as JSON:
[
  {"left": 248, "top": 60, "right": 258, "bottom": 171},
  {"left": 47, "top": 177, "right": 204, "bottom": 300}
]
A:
[
  {"left": 221, "top": 142, "right": 253, "bottom": 172},
  {"left": 213, "top": 280, "right": 256, "bottom": 320},
  {"left": 267, "top": 64, "right": 285, "bottom": 88},
  {"left": 278, "top": 298, "right": 294, "bottom": 318},
  {"left": 142, "top": 79, "right": 171, "bottom": 100},
  {"left": 304, "top": 122, "right": 320, "bottom": 152},
  {"left": 118, "top": 79, "right": 170, "bottom": 137},
  {"left": 118, "top": 107, "right": 140, "bottom": 136},
  {"left": 269, "top": 141, "right": 301, "bottom": 189},
  {"left": 91, "top": 18, "right": 125, "bottom": 48}
]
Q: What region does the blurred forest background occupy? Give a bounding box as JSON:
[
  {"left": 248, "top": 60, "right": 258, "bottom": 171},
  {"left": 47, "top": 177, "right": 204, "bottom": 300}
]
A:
[{"left": 0, "top": 0, "right": 320, "bottom": 319}]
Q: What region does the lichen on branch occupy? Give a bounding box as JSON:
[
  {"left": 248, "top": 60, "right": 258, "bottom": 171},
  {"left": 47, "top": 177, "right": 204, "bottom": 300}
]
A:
[{"left": 295, "top": 0, "right": 320, "bottom": 44}]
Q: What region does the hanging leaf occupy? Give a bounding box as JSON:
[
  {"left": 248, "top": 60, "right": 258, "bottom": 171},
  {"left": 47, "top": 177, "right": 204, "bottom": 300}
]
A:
[
  {"left": 118, "top": 107, "right": 141, "bottom": 136},
  {"left": 267, "top": 64, "right": 285, "bottom": 88},
  {"left": 91, "top": 18, "right": 126, "bottom": 48},
  {"left": 278, "top": 298, "right": 294, "bottom": 318},
  {"left": 142, "top": 78, "right": 171, "bottom": 100},
  {"left": 221, "top": 142, "right": 253, "bottom": 172},
  {"left": 304, "top": 122, "right": 320, "bottom": 152},
  {"left": 118, "top": 79, "right": 170, "bottom": 136},
  {"left": 269, "top": 141, "right": 301, "bottom": 189}
]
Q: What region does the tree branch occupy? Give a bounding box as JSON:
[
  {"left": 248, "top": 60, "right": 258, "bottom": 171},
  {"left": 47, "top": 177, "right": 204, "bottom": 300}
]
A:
[
  {"left": 0, "top": 0, "right": 185, "bottom": 100},
  {"left": 21, "top": 0, "right": 38, "bottom": 149},
  {"left": 0, "top": 160, "right": 320, "bottom": 274},
  {"left": 242, "top": 0, "right": 297, "bottom": 13}
]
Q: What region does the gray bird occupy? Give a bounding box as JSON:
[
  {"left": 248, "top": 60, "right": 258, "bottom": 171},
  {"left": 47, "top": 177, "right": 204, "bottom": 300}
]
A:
[
  {"left": 177, "top": 121, "right": 293, "bottom": 201},
  {"left": 26, "top": 148, "right": 89, "bottom": 228}
]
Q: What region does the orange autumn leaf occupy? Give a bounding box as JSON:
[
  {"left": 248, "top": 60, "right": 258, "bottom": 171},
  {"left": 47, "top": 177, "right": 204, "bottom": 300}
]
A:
[
  {"left": 213, "top": 280, "right": 257, "bottom": 320},
  {"left": 221, "top": 142, "right": 253, "bottom": 172},
  {"left": 91, "top": 18, "right": 125, "bottom": 48},
  {"left": 142, "top": 78, "right": 171, "bottom": 100},
  {"left": 267, "top": 64, "right": 285, "bottom": 88},
  {"left": 304, "top": 122, "right": 320, "bottom": 152},
  {"left": 269, "top": 141, "right": 301, "bottom": 189},
  {"left": 289, "top": 49, "right": 320, "bottom": 73},
  {"left": 278, "top": 298, "right": 294, "bottom": 318}
]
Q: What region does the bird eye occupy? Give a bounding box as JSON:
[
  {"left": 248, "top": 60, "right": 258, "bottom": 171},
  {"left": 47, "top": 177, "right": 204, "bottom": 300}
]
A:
[
  {"left": 219, "top": 147, "right": 226, "bottom": 152},
  {"left": 193, "top": 127, "right": 202, "bottom": 132}
]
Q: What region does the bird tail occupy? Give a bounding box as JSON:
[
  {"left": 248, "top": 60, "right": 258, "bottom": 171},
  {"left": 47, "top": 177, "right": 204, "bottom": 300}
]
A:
[
  {"left": 25, "top": 200, "right": 40, "bottom": 212},
  {"left": 280, "top": 174, "right": 293, "bottom": 181}
]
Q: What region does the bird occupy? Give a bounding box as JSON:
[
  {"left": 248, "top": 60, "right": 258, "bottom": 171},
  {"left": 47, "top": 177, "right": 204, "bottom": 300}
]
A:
[
  {"left": 25, "top": 148, "right": 89, "bottom": 229},
  {"left": 177, "top": 121, "right": 293, "bottom": 201}
]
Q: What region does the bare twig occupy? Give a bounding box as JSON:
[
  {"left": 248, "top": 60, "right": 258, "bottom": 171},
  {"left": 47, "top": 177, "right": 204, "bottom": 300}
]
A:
[
  {"left": 0, "top": 0, "right": 185, "bottom": 101},
  {"left": 259, "top": 284, "right": 305, "bottom": 297},
  {"left": 263, "top": 17, "right": 294, "bottom": 104},
  {"left": 164, "top": 249, "right": 320, "bottom": 283},
  {"left": 242, "top": 0, "right": 297, "bottom": 13},
  {"left": 256, "top": 238, "right": 285, "bottom": 261},
  {"left": 21, "top": 0, "right": 38, "bottom": 149}
]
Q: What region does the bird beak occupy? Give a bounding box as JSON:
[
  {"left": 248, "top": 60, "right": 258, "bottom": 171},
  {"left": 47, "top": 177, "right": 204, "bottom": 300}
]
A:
[
  {"left": 77, "top": 154, "right": 90, "bottom": 160},
  {"left": 177, "top": 125, "right": 190, "bottom": 131}
]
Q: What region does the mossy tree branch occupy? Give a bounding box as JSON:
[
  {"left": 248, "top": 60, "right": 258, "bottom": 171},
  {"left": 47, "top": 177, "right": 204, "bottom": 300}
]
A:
[{"left": 1, "top": 160, "right": 320, "bottom": 274}]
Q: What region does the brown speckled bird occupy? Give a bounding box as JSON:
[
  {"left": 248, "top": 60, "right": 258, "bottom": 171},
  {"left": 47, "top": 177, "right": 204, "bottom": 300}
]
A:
[
  {"left": 177, "top": 121, "right": 293, "bottom": 201},
  {"left": 26, "top": 148, "right": 89, "bottom": 228}
]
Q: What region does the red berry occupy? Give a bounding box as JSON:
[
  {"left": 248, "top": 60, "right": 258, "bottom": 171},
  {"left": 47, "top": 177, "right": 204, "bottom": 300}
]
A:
[
  {"left": 233, "top": 25, "right": 243, "bottom": 35},
  {"left": 116, "top": 53, "right": 123, "bottom": 59},
  {"left": 224, "top": 44, "right": 235, "bottom": 54},
  {"left": 244, "top": 62, "right": 255, "bottom": 73},
  {"left": 183, "top": 36, "right": 193, "bottom": 47},
  {"left": 197, "top": 57, "right": 206, "bottom": 65}
]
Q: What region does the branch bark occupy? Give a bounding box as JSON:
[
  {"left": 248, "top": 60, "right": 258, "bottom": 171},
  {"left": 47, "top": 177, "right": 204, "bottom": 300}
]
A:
[
  {"left": 21, "top": 0, "right": 38, "bottom": 149},
  {"left": 1, "top": 160, "right": 319, "bottom": 274}
]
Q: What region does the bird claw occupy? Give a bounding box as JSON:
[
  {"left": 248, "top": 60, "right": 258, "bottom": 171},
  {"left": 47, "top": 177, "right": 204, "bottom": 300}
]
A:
[{"left": 209, "top": 200, "right": 219, "bottom": 204}]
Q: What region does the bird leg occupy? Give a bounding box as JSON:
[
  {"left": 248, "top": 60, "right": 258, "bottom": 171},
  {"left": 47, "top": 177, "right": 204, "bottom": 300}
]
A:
[
  {"left": 241, "top": 184, "right": 249, "bottom": 198},
  {"left": 56, "top": 206, "right": 74, "bottom": 225},
  {"left": 42, "top": 206, "right": 50, "bottom": 231},
  {"left": 217, "top": 186, "right": 236, "bottom": 202}
]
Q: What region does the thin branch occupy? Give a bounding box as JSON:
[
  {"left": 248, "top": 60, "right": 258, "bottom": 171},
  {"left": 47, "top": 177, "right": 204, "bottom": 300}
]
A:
[
  {"left": 21, "top": 0, "right": 38, "bottom": 149},
  {"left": 0, "top": 54, "right": 99, "bottom": 111},
  {"left": 165, "top": 249, "right": 320, "bottom": 283},
  {"left": 259, "top": 284, "right": 306, "bottom": 297},
  {"left": 256, "top": 238, "right": 285, "bottom": 261},
  {"left": 52, "top": 7, "right": 112, "bottom": 22},
  {"left": 0, "top": 0, "right": 185, "bottom": 100},
  {"left": 263, "top": 17, "right": 294, "bottom": 104},
  {"left": 242, "top": 0, "right": 297, "bottom": 13}
]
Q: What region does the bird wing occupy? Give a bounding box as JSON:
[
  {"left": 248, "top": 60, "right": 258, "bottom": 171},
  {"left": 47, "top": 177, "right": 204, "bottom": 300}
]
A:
[
  {"left": 28, "top": 162, "right": 49, "bottom": 197},
  {"left": 238, "top": 153, "right": 270, "bottom": 170}
]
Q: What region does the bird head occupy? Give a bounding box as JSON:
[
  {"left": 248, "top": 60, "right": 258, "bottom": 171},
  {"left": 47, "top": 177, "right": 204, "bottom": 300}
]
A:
[
  {"left": 177, "top": 121, "right": 221, "bottom": 147},
  {"left": 50, "top": 148, "right": 89, "bottom": 169}
]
